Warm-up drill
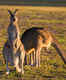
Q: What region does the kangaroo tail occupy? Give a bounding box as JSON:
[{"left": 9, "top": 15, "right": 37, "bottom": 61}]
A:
[{"left": 52, "top": 39, "right": 66, "bottom": 64}]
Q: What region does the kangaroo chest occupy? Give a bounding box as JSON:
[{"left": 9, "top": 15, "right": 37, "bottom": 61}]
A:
[{"left": 8, "top": 25, "right": 17, "bottom": 41}]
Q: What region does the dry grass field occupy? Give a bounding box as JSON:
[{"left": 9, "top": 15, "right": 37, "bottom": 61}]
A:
[{"left": 0, "top": 6, "right": 66, "bottom": 80}]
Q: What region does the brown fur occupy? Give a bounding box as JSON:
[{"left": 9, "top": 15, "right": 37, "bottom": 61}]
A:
[
  {"left": 3, "top": 10, "right": 25, "bottom": 74},
  {"left": 21, "top": 27, "right": 66, "bottom": 67}
]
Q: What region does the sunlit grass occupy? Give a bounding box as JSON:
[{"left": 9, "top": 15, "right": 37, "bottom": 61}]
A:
[{"left": 0, "top": 6, "right": 66, "bottom": 80}]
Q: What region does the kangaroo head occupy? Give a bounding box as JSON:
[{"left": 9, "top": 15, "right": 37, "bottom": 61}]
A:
[{"left": 8, "top": 9, "right": 18, "bottom": 23}]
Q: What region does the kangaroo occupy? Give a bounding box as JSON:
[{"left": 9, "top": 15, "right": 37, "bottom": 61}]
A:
[
  {"left": 3, "top": 10, "right": 25, "bottom": 75},
  {"left": 21, "top": 27, "right": 66, "bottom": 67}
]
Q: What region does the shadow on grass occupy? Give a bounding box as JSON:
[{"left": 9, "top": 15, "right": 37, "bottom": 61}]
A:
[
  {"left": 0, "top": 70, "right": 5, "bottom": 76},
  {"left": 0, "top": 1, "right": 66, "bottom": 7},
  {"left": 0, "top": 69, "right": 16, "bottom": 76}
]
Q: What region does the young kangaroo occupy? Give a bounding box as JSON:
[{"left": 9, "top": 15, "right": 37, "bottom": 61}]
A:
[
  {"left": 3, "top": 10, "right": 25, "bottom": 75},
  {"left": 21, "top": 27, "right": 66, "bottom": 67}
]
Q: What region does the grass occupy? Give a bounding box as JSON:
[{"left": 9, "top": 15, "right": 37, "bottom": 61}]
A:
[{"left": 0, "top": 6, "right": 66, "bottom": 80}]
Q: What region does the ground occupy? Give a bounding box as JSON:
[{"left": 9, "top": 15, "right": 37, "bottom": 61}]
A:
[{"left": 0, "top": 6, "right": 66, "bottom": 80}]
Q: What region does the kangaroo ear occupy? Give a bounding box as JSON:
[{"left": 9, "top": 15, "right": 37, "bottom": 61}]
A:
[
  {"left": 8, "top": 10, "right": 12, "bottom": 16},
  {"left": 13, "top": 9, "right": 18, "bottom": 15}
]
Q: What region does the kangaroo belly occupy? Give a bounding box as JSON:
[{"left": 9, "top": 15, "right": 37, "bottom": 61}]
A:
[{"left": 25, "top": 48, "right": 35, "bottom": 55}]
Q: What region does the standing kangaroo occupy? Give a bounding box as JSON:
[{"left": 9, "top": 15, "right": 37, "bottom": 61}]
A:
[
  {"left": 3, "top": 10, "right": 25, "bottom": 75},
  {"left": 21, "top": 27, "right": 66, "bottom": 67},
  {"left": 3, "top": 10, "right": 66, "bottom": 73}
]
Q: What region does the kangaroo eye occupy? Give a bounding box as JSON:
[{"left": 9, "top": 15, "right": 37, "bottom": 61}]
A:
[{"left": 13, "top": 18, "right": 15, "bottom": 21}]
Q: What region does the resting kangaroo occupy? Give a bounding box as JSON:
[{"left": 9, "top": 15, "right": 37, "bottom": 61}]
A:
[
  {"left": 21, "top": 27, "right": 66, "bottom": 67},
  {"left": 3, "top": 10, "right": 25, "bottom": 75}
]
